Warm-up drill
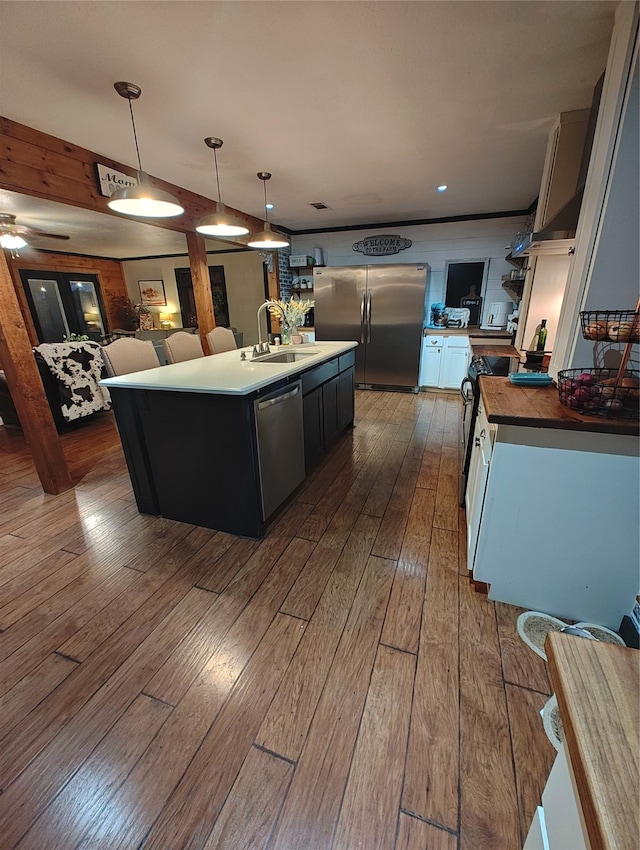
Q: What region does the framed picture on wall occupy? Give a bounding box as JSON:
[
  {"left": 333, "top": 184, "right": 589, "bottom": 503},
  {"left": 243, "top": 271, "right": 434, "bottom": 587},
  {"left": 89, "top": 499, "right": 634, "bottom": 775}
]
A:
[{"left": 138, "top": 280, "right": 166, "bottom": 306}]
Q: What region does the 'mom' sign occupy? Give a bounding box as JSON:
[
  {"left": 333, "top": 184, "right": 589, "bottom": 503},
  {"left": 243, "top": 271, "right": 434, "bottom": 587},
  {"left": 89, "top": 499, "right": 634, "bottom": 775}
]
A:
[{"left": 352, "top": 235, "right": 412, "bottom": 256}]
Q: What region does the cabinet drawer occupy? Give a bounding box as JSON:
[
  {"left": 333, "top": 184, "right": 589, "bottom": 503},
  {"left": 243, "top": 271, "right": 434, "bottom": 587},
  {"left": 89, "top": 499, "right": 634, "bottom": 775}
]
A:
[
  {"left": 338, "top": 349, "right": 355, "bottom": 372},
  {"left": 425, "top": 335, "right": 444, "bottom": 346},
  {"left": 444, "top": 335, "right": 470, "bottom": 349},
  {"left": 301, "top": 357, "right": 339, "bottom": 395}
]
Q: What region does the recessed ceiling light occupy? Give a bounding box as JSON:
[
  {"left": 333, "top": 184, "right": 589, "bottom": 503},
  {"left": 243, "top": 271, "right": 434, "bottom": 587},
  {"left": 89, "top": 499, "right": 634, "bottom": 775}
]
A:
[
  {"left": 437, "top": 185, "right": 448, "bottom": 192},
  {"left": 266, "top": 203, "right": 274, "bottom": 210}
]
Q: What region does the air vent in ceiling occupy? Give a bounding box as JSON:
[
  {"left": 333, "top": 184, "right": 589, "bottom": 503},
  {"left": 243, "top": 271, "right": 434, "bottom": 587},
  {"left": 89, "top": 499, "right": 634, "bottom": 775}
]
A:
[{"left": 309, "top": 202, "right": 330, "bottom": 210}]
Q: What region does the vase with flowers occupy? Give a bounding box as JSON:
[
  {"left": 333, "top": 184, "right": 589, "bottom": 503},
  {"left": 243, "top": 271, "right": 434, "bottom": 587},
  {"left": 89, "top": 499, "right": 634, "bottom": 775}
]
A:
[
  {"left": 267, "top": 296, "right": 314, "bottom": 344},
  {"left": 134, "top": 303, "right": 153, "bottom": 330}
]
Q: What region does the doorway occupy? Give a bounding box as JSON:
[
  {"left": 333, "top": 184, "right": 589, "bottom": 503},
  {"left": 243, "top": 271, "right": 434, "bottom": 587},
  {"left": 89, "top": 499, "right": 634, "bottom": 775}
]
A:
[
  {"left": 19, "top": 270, "right": 108, "bottom": 342},
  {"left": 175, "top": 266, "right": 230, "bottom": 328}
]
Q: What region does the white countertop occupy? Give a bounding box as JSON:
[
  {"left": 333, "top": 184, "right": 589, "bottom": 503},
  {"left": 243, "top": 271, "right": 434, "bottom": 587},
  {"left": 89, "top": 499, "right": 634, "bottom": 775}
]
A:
[{"left": 101, "top": 341, "right": 358, "bottom": 396}]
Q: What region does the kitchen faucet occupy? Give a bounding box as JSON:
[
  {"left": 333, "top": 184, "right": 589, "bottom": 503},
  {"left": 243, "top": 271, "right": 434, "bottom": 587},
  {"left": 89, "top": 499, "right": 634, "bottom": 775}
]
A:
[{"left": 254, "top": 300, "right": 286, "bottom": 357}]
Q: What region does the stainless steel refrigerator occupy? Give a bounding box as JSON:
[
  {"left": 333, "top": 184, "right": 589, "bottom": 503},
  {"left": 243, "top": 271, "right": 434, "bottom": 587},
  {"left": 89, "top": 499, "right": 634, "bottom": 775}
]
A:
[{"left": 313, "top": 264, "right": 428, "bottom": 391}]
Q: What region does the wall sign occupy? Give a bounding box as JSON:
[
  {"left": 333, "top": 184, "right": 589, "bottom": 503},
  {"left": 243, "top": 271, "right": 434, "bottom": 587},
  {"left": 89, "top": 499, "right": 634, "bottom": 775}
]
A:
[
  {"left": 352, "top": 234, "right": 412, "bottom": 256},
  {"left": 95, "top": 163, "right": 138, "bottom": 198}
]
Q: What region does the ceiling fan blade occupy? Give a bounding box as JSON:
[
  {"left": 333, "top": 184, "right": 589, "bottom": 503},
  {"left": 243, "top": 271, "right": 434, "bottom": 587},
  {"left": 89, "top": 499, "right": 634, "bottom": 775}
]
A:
[{"left": 30, "top": 230, "right": 71, "bottom": 240}]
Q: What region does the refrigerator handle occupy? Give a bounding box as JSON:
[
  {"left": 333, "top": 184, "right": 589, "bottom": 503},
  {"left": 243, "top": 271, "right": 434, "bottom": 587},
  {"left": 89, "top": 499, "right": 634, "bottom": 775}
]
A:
[
  {"left": 360, "top": 291, "right": 366, "bottom": 343},
  {"left": 366, "top": 291, "right": 372, "bottom": 343}
]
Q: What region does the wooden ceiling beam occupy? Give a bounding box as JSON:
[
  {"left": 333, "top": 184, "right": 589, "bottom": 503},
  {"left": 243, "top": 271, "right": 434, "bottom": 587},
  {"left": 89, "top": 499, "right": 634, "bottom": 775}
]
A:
[{"left": 0, "top": 116, "right": 264, "bottom": 237}]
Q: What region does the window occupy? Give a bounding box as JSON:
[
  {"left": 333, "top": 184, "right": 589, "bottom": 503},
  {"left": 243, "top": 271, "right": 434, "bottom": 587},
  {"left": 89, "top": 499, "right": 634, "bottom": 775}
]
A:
[
  {"left": 174, "top": 266, "right": 230, "bottom": 328},
  {"left": 20, "top": 270, "right": 107, "bottom": 342}
]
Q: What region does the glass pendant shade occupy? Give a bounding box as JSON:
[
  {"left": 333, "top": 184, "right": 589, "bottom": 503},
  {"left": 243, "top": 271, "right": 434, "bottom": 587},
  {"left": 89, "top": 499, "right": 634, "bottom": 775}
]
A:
[
  {"left": 248, "top": 222, "right": 289, "bottom": 249},
  {"left": 108, "top": 82, "right": 184, "bottom": 219}
]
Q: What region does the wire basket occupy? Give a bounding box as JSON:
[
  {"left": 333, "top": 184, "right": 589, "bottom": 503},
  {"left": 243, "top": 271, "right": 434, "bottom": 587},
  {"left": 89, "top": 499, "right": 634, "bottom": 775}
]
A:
[
  {"left": 557, "top": 368, "right": 640, "bottom": 418},
  {"left": 580, "top": 310, "right": 639, "bottom": 342}
]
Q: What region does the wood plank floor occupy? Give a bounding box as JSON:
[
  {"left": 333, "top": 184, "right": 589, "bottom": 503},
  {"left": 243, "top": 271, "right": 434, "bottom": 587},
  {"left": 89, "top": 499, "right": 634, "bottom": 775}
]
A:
[{"left": 0, "top": 392, "right": 556, "bottom": 850}]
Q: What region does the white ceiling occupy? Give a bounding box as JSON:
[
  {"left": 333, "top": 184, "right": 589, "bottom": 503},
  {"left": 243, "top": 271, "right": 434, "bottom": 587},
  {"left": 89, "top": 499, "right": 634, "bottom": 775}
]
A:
[{"left": 0, "top": 0, "right": 616, "bottom": 257}]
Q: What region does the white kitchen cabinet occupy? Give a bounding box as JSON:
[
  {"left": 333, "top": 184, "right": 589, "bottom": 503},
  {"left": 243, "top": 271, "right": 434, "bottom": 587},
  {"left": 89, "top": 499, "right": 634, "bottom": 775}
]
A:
[
  {"left": 441, "top": 336, "right": 470, "bottom": 389},
  {"left": 464, "top": 399, "right": 493, "bottom": 568},
  {"left": 420, "top": 335, "right": 444, "bottom": 386},
  {"left": 420, "top": 334, "right": 469, "bottom": 389}
]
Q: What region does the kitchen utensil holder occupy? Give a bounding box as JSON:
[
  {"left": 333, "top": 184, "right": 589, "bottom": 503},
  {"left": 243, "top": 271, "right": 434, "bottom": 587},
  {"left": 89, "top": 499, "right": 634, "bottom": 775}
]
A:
[{"left": 557, "top": 367, "right": 639, "bottom": 418}]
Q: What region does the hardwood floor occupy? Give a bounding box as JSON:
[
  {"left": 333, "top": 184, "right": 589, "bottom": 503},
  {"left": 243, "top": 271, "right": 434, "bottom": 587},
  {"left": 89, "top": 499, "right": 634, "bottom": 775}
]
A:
[{"left": 0, "top": 392, "right": 556, "bottom": 850}]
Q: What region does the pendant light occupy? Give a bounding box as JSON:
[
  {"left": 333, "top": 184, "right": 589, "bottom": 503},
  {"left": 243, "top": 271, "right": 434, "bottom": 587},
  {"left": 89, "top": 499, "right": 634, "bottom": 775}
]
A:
[
  {"left": 247, "top": 172, "right": 290, "bottom": 249},
  {"left": 196, "top": 138, "right": 249, "bottom": 237},
  {"left": 107, "top": 82, "right": 184, "bottom": 218}
]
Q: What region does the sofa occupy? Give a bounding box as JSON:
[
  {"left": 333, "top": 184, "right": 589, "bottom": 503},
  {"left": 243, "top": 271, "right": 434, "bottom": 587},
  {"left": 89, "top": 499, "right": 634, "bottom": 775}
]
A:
[{"left": 0, "top": 341, "right": 110, "bottom": 431}]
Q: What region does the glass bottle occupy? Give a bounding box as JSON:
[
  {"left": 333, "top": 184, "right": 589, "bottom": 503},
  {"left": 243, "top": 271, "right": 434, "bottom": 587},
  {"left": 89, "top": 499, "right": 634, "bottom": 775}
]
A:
[{"left": 536, "top": 319, "right": 548, "bottom": 351}]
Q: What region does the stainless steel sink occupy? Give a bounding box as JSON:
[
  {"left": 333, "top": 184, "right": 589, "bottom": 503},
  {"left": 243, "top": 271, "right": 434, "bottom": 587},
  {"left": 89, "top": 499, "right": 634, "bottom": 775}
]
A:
[{"left": 254, "top": 350, "right": 316, "bottom": 363}]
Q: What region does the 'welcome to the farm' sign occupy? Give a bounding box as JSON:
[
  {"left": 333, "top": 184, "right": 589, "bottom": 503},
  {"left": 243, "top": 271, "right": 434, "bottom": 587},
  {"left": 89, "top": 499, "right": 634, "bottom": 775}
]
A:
[{"left": 352, "top": 234, "right": 412, "bottom": 256}]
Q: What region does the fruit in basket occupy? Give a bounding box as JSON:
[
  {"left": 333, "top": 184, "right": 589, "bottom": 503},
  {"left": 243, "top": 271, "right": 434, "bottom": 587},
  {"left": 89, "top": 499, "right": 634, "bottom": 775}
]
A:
[
  {"left": 607, "top": 320, "right": 634, "bottom": 341},
  {"left": 576, "top": 372, "right": 597, "bottom": 385},
  {"left": 583, "top": 321, "right": 608, "bottom": 340},
  {"left": 601, "top": 398, "right": 624, "bottom": 413},
  {"left": 572, "top": 387, "right": 591, "bottom": 402}
]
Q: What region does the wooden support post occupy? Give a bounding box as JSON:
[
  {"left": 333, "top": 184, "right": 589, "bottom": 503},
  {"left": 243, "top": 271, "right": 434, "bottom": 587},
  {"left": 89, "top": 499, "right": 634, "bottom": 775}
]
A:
[
  {"left": 0, "top": 251, "right": 72, "bottom": 494},
  {"left": 186, "top": 231, "right": 216, "bottom": 351}
]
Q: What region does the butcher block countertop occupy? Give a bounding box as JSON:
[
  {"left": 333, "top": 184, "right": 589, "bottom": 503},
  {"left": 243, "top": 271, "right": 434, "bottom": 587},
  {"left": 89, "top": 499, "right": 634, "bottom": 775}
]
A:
[
  {"left": 471, "top": 344, "right": 520, "bottom": 357},
  {"left": 424, "top": 327, "right": 512, "bottom": 338},
  {"left": 479, "top": 376, "right": 640, "bottom": 436},
  {"left": 545, "top": 632, "right": 640, "bottom": 850}
]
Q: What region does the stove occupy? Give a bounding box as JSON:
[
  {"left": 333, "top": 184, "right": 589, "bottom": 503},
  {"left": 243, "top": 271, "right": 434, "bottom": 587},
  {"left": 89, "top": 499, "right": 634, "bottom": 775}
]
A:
[
  {"left": 460, "top": 353, "right": 520, "bottom": 505},
  {"left": 469, "top": 354, "right": 521, "bottom": 378}
]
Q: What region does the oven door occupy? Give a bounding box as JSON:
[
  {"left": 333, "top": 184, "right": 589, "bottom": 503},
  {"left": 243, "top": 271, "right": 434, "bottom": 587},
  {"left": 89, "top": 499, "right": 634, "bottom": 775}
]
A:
[{"left": 459, "top": 374, "right": 479, "bottom": 505}]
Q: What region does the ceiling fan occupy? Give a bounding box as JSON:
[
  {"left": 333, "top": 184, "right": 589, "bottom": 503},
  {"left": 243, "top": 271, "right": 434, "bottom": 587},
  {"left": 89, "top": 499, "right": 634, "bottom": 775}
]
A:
[{"left": 0, "top": 213, "right": 70, "bottom": 249}]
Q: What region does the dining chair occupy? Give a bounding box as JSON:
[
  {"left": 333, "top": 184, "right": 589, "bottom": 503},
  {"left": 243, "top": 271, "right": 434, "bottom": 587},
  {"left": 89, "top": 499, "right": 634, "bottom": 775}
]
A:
[
  {"left": 206, "top": 326, "right": 238, "bottom": 355},
  {"left": 101, "top": 338, "right": 160, "bottom": 376},
  {"left": 163, "top": 331, "right": 205, "bottom": 364}
]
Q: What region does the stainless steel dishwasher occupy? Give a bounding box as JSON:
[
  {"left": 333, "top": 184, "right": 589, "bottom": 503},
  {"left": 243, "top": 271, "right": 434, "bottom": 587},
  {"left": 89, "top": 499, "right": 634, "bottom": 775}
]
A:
[{"left": 254, "top": 380, "right": 305, "bottom": 519}]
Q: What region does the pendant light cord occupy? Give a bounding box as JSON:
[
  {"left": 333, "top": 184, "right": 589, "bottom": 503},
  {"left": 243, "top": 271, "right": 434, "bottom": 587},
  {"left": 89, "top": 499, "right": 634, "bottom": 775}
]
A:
[
  {"left": 213, "top": 148, "right": 222, "bottom": 204},
  {"left": 263, "top": 180, "right": 269, "bottom": 223},
  {"left": 127, "top": 97, "right": 143, "bottom": 172}
]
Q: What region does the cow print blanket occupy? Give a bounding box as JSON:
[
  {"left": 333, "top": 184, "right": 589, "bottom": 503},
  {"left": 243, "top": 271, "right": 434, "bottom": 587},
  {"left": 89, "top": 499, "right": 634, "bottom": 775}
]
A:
[{"left": 35, "top": 342, "right": 111, "bottom": 422}]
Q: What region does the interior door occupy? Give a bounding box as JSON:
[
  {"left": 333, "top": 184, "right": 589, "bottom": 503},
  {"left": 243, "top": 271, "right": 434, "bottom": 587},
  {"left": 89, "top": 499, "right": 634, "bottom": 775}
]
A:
[{"left": 313, "top": 266, "right": 366, "bottom": 383}]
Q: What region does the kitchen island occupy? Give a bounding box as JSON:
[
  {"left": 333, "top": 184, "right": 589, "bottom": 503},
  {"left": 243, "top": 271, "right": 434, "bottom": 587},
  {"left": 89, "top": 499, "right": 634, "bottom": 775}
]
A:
[{"left": 102, "top": 342, "right": 357, "bottom": 538}]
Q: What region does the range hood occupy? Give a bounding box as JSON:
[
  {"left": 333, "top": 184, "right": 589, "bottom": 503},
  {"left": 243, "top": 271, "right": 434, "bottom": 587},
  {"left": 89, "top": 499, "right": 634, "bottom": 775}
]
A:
[
  {"left": 507, "top": 72, "right": 603, "bottom": 262},
  {"left": 508, "top": 188, "right": 582, "bottom": 258}
]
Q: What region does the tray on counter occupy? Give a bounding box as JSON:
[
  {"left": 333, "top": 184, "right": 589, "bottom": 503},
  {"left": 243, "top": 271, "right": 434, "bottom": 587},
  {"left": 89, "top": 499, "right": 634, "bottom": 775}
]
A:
[{"left": 508, "top": 372, "right": 554, "bottom": 386}]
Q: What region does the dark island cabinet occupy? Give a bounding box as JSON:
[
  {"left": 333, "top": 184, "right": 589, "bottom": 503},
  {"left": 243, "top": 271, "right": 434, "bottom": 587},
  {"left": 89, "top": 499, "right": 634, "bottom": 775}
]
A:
[
  {"left": 302, "top": 349, "right": 355, "bottom": 469},
  {"left": 303, "top": 386, "right": 324, "bottom": 468}
]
